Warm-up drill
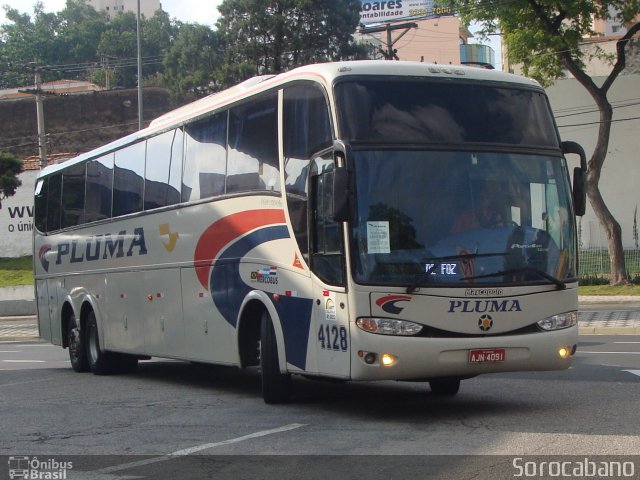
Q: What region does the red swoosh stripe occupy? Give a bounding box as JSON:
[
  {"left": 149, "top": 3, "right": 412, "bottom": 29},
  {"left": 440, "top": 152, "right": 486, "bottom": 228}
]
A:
[
  {"left": 194, "top": 209, "right": 286, "bottom": 288},
  {"left": 375, "top": 295, "right": 412, "bottom": 307}
]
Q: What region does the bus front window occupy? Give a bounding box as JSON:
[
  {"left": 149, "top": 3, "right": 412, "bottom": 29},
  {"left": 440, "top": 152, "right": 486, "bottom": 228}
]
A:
[{"left": 350, "top": 151, "right": 577, "bottom": 288}]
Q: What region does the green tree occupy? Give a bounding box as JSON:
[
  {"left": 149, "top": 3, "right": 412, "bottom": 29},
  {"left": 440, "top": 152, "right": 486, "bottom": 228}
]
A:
[
  {"left": 216, "top": 0, "right": 363, "bottom": 82},
  {"left": 0, "top": 152, "right": 23, "bottom": 210},
  {"left": 57, "top": 0, "right": 108, "bottom": 64},
  {"left": 163, "top": 23, "right": 225, "bottom": 100},
  {"left": 0, "top": 3, "right": 63, "bottom": 86},
  {"left": 450, "top": 0, "right": 640, "bottom": 285}
]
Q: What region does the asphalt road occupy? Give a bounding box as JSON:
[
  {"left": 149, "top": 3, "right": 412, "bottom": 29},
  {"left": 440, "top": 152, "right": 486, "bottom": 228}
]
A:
[{"left": 1, "top": 335, "right": 639, "bottom": 477}]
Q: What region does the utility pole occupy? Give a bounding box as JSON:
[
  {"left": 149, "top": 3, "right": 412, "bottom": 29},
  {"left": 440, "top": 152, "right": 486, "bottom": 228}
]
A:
[
  {"left": 136, "top": 0, "right": 143, "bottom": 130},
  {"left": 34, "top": 68, "right": 47, "bottom": 168},
  {"left": 359, "top": 22, "right": 418, "bottom": 60}
]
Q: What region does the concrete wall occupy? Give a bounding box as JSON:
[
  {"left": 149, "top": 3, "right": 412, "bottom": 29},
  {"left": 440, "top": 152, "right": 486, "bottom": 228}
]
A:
[
  {"left": 546, "top": 73, "right": 640, "bottom": 248},
  {"left": 0, "top": 87, "right": 172, "bottom": 158},
  {"left": 0, "top": 170, "right": 38, "bottom": 258}
]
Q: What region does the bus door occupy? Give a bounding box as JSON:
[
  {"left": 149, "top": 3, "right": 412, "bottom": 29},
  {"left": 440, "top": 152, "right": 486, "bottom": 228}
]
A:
[
  {"left": 310, "top": 158, "right": 350, "bottom": 378},
  {"left": 36, "top": 279, "right": 53, "bottom": 342}
]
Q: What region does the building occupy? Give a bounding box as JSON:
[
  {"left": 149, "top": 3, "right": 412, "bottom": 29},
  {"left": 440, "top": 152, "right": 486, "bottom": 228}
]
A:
[
  {"left": 0, "top": 80, "right": 102, "bottom": 101},
  {"left": 357, "top": 16, "right": 496, "bottom": 68},
  {"left": 84, "top": 0, "right": 161, "bottom": 18}
]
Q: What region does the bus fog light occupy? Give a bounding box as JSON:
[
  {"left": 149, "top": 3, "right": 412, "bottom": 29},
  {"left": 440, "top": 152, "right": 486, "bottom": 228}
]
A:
[
  {"left": 381, "top": 353, "right": 396, "bottom": 367},
  {"left": 537, "top": 311, "right": 577, "bottom": 331},
  {"left": 356, "top": 317, "right": 423, "bottom": 336},
  {"left": 364, "top": 352, "right": 377, "bottom": 364}
]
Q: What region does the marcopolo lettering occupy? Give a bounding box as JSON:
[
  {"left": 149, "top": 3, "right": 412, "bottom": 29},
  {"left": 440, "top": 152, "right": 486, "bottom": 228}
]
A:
[
  {"left": 56, "top": 228, "right": 148, "bottom": 265},
  {"left": 448, "top": 299, "right": 522, "bottom": 313}
]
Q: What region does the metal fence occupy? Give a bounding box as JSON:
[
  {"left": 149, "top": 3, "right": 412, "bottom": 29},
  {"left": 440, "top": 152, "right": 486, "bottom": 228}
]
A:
[{"left": 579, "top": 248, "right": 640, "bottom": 278}]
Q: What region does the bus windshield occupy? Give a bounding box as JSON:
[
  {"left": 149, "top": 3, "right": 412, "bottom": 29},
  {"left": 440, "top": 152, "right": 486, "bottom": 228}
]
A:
[{"left": 350, "top": 150, "right": 577, "bottom": 287}]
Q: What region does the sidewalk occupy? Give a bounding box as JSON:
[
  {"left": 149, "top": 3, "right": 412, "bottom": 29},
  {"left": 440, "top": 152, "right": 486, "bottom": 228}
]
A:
[{"left": 1, "top": 299, "right": 639, "bottom": 341}]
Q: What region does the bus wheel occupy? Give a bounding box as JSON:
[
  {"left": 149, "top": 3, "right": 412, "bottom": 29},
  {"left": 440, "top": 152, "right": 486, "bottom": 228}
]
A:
[
  {"left": 429, "top": 378, "right": 461, "bottom": 396},
  {"left": 86, "top": 311, "right": 115, "bottom": 375},
  {"left": 67, "top": 315, "right": 89, "bottom": 372},
  {"left": 260, "top": 311, "right": 291, "bottom": 404}
]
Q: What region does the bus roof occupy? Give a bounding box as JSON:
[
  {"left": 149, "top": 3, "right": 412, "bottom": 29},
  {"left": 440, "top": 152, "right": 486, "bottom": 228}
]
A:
[{"left": 38, "top": 60, "right": 541, "bottom": 178}]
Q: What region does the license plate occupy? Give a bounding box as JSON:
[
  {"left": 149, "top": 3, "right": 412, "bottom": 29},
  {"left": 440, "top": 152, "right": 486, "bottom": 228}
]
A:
[{"left": 468, "top": 348, "right": 506, "bottom": 364}]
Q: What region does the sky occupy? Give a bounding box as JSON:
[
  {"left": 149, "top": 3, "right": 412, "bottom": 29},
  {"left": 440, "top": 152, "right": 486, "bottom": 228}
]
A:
[{"left": 0, "top": 0, "right": 223, "bottom": 26}]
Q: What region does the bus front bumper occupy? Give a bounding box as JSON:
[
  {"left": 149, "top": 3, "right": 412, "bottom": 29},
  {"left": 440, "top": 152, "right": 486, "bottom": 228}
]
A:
[{"left": 349, "top": 325, "right": 578, "bottom": 381}]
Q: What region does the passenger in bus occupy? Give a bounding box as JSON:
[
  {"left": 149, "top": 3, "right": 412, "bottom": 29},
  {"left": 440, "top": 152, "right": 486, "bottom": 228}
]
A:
[{"left": 450, "top": 195, "right": 505, "bottom": 233}]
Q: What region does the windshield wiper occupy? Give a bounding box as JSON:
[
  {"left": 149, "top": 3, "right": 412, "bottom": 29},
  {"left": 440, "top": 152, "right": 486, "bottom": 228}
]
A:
[
  {"left": 406, "top": 252, "right": 511, "bottom": 294},
  {"left": 462, "top": 266, "right": 567, "bottom": 290}
]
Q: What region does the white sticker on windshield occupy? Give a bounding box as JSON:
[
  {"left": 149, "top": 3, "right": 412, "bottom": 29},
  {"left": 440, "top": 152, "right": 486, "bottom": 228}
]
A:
[{"left": 367, "top": 221, "right": 391, "bottom": 254}]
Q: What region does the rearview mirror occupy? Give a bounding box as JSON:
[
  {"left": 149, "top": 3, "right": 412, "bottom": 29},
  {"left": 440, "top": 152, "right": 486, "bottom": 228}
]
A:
[
  {"left": 332, "top": 140, "right": 354, "bottom": 222},
  {"left": 562, "top": 141, "right": 587, "bottom": 217}
]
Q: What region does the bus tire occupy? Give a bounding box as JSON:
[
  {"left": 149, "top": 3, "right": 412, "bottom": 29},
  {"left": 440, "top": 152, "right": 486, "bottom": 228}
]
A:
[
  {"left": 260, "top": 311, "right": 291, "bottom": 404},
  {"left": 86, "top": 311, "right": 116, "bottom": 375},
  {"left": 429, "top": 378, "right": 461, "bottom": 396},
  {"left": 67, "top": 315, "right": 89, "bottom": 372}
]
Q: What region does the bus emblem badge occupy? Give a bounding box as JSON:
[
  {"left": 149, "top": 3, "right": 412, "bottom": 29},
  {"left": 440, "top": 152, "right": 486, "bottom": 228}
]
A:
[{"left": 478, "top": 314, "right": 493, "bottom": 332}]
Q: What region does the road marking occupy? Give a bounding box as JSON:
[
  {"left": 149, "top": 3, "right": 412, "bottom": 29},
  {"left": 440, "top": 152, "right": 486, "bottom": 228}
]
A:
[
  {"left": 615, "top": 341, "right": 640, "bottom": 344},
  {"left": 623, "top": 370, "right": 640, "bottom": 377},
  {"left": 0, "top": 350, "right": 22, "bottom": 353},
  {"left": 170, "top": 423, "right": 307, "bottom": 455},
  {"left": 96, "top": 423, "right": 307, "bottom": 474},
  {"left": 0, "top": 377, "right": 59, "bottom": 388},
  {"left": 2, "top": 360, "right": 46, "bottom": 363}
]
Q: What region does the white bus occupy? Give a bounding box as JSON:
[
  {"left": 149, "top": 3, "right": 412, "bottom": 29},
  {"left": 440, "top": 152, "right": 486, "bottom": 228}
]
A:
[{"left": 34, "top": 61, "right": 587, "bottom": 403}]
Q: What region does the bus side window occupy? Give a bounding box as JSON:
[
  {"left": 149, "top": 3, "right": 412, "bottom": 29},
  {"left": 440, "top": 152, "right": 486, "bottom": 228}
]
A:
[
  {"left": 46, "top": 173, "right": 62, "bottom": 232},
  {"left": 228, "top": 93, "right": 279, "bottom": 193},
  {"left": 283, "top": 82, "right": 333, "bottom": 262},
  {"left": 311, "top": 162, "right": 345, "bottom": 286},
  {"left": 62, "top": 162, "right": 86, "bottom": 228},
  {"left": 145, "top": 128, "right": 183, "bottom": 209},
  {"left": 183, "top": 114, "right": 226, "bottom": 202},
  {"left": 113, "top": 142, "right": 145, "bottom": 217},
  {"left": 34, "top": 178, "right": 48, "bottom": 232},
  {"left": 85, "top": 154, "right": 113, "bottom": 223}
]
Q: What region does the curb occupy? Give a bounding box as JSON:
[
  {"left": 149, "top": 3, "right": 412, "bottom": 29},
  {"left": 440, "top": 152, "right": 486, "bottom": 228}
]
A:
[{"left": 579, "top": 326, "right": 640, "bottom": 335}]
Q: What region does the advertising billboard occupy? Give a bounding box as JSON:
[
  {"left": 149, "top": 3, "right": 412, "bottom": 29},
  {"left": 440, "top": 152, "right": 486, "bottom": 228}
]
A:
[{"left": 360, "top": 0, "right": 454, "bottom": 25}]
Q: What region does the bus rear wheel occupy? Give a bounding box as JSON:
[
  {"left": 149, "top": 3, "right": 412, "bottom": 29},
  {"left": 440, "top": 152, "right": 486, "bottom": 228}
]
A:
[
  {"left": 67, "top": 315, "right": 89, "bottom": 372},
  {"left": 260, "top": 311, "right": 291, "bottom": 404},
  {"left": 86, "top": 311, "right": 116, "bottom": 375},
  {"left": 429, "top": 378, "right": 461, "bottom": 396}
]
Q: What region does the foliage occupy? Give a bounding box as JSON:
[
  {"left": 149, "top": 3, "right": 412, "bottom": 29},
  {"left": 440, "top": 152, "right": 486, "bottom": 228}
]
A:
[
  {"left": 450, "top": 0, "right": 639, "bottom": 86},
  {"left": 0, "top": 1, "right": 177, "bottom": 89},
  {"left": 0, "top": 152, "right": 23, "bottom": 209},
  {"left": 578, "top": 283, "right": 640, "bottom": 295},
  {"left": 1, "top": 1, "right": 365, "bottom": 98},
  {"left": 0, "top": 257, "right": 33, "bottom": 287},
  {"left": 448, "top": 0, "right": 640, "bottom": 285},
  {"left": 216, "top": 0, "right": 364, "bottom": 83},
  {"left": 163, "top": 23, "right": 225, "bottom": 101}
]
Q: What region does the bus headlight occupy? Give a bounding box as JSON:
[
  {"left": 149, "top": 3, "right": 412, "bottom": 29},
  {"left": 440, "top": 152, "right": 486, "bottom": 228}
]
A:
[
  {"left": 537, "top": 311, "right": 578, "bottom": 331},
  {"left": 356, "top": 317, "right": 423, "bottom": 336}
]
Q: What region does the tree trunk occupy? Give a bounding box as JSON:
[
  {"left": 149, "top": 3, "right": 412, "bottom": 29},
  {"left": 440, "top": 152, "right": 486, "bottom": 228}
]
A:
[
  {"left": 586, "top": 174, "right": 628, "bottom": 284},
  {"left": 557, "top": 27, "right": 640, "bottom": 286}
]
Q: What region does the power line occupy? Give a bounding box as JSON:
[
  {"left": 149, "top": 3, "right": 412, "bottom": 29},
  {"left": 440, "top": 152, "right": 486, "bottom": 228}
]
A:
[{"left": 557, "top": 116, "right": 640, "bottom": 128}]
